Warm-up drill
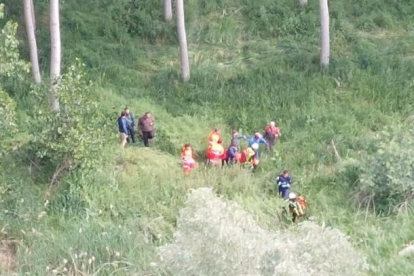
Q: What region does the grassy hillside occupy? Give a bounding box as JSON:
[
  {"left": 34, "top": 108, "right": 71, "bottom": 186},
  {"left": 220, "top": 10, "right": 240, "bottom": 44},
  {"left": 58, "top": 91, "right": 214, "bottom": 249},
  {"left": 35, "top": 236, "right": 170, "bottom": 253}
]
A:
[{"left": 1, "top": 0, "right": 414, "bottom": 274}]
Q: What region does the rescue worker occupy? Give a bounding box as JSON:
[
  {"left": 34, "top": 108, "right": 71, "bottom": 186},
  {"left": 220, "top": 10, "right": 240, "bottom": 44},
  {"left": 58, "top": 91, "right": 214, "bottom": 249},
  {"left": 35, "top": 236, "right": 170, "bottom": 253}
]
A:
[
  {"left": 240, "top": 143, "right": 259, "bottom": 169},
  {"left": 206, "top": 140, "right": 225, "bottom": 166},
  {"left": 288, "top": 192, "right": 304, "bottom": 223},
  {"left": 181, "top": 143, "right": 196, "bottom": 175},
  {"left": 248, "top": 132, "right": 268, "bottom": 159},
  {"left": 263, "top": 121, "right": 280, "bottom": 151},
  {"left": 248, "top": 132, "right": 268, "bottom": 147},
  {"left": 208, "top": 128, "right": 222, "bottom": 146},
  {"left": 277, "top": 170, "right": 292, "bottom": 199}
]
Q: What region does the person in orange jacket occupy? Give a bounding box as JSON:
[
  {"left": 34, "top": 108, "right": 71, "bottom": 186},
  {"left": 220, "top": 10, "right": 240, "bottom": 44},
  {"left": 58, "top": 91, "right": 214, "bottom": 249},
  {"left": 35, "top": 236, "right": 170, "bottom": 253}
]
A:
[
  {"left": 181, "top": 143, "right": 196, "bottom": 175},
  {"left": 206, "top": 140, "right": 225, "bottom": 166},
  {"left": 208, "top": 128, "right": 222, "bottom": 147}
]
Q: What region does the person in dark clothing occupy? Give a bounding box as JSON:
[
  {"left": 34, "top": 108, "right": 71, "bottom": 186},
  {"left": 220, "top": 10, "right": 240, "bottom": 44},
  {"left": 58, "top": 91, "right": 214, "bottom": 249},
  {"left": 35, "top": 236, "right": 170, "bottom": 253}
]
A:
[
  {"left": 277, "top": 170, "right": 292, "bottom": 199},
  {"left": 124, "top": 108, "right": 135, "bottom": 143},
  {"left": 138, "top": 112, "right": 155, "bottom": 147},
  {"left": 117, "top": 111, "right": 128, "bottom": 148}
]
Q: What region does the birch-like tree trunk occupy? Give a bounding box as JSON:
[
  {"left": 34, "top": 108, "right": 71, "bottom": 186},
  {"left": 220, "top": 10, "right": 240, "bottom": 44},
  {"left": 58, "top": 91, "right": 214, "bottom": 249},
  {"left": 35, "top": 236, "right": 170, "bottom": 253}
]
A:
[
  {"left": 299, "top": 0, "right": 308, "bottom": 7},
  {"left": 176, "top": 0, "right": 190, "bottom": 82},
  {"left": 319, "top": 0, "right": 330, "bottom": 67},
  {"left": 164, "top": 0, "right": 172, "bottom": 22},
  {"left": 49, "top": 0, "right": 61, "bottom": 112},
  {"left": 30, "top": 0, "right": 36, "bottom": 31},
  {"left": 23, "top": 0, "right": 41, "bottom": 83}
]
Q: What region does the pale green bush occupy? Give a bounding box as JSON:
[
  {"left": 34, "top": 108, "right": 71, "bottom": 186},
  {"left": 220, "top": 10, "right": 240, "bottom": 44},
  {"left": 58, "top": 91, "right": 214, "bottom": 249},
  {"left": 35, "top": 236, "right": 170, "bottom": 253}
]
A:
[
  {"left": 155, "top": 188, "right": 366, "bottom": 276},
  {"left": 357, "top": 122, "right": 414, "bottom": 212}
]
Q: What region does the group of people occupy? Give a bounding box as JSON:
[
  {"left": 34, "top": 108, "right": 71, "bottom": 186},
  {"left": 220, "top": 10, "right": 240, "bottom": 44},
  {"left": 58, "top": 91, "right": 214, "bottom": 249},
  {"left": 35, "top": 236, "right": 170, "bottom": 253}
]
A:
[
  {"left": 117, "top": 108, "right": 155, "bottom": 148},
  {"left": 117, "top": 113, "right": 306, "bottom": 223},
  {"left": 180, "top": 121, "right": 281, "bottom": 175},
  {"left": 276, "top": 170, "right": 307, "bottom": 222}
]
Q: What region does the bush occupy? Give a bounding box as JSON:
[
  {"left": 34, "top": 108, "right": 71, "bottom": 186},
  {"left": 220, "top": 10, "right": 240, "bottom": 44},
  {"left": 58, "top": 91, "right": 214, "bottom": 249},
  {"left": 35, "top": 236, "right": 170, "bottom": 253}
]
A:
[
  {"left": 356, "top": 121, "right": 414, "bottom": 213},
  {"left": 29, "top": 60, "right": 111, "bottom": 178},
  {"left": 155, "top": 188, "right": 366, "bottom": 276}
]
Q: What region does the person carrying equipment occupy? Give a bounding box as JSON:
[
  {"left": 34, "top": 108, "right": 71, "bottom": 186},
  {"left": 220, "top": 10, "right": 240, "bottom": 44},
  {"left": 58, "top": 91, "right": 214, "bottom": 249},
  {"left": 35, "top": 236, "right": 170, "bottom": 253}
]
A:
[
  {"left": 277, "top": 170, "right": 292, "bottom": 199},
  {"left": 181, "top": 143, "right": 196, "bottom": 175},
  {"left": 240, "top": 143, "right": 260, "bottom": 169},
  {"left": 288, "top": 192, "right": 305, "bottom": 223},
  {"left": 263, "top": 121, "right": 281, "bottom": 151}
]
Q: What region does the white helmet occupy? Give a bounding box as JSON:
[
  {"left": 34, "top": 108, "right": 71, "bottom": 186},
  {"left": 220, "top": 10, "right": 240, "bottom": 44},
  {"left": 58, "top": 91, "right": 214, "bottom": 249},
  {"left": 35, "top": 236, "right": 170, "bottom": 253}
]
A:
[
  {"left": 288, "top": 192, "right": 297, "bottom": 200},
  {"left": 251, "top": 143, "right": 259, "bottom": 150}
]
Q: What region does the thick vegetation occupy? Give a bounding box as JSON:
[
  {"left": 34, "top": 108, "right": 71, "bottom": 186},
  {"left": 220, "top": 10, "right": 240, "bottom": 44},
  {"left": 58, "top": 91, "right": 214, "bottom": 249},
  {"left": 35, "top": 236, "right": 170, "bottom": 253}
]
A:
[{"left": 1, "top": 0, "right": 414, "bottom": 275}]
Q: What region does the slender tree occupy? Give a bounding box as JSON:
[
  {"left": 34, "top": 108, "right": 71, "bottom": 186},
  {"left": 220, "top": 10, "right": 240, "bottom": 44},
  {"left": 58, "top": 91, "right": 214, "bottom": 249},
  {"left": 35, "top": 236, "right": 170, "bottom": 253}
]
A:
[
  {"left": 164, "top": 0, "right": 172, "bottom": 22},
  {"left": 319, "top": 0, "right": 330, "bottom": 67},
  {"left": 176, "top": 0, "right": 190, "bottom": 82},
  {"left": 49, "top": 0, "right": 61, "bottom": 112},
  {"left": 30, "top": 0, "right": 36, "bottom": 30},
  {"left": 299, "top": 0, "right": 308, "bottom": 8},
  {"left": 23, "top": 0, "right": 41, "bottom": 83}
]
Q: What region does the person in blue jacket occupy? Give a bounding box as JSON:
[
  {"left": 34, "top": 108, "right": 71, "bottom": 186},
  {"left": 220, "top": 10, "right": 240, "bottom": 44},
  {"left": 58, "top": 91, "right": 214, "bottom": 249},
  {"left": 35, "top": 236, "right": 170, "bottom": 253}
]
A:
[
  {"left": 117, "top": 111, "right": 128, "bottom": 148},
  {"left": 124, "top": 108, "right": 135, "bottom": 143},
  {"left": 226, "top": 141, "right": 239, "bottom": 165},
  {"left": 277, "top": 170, "right": 292, "bottom": 199},
  {"left": 248, "top": 132, "right": 267, "bottom": 158}
]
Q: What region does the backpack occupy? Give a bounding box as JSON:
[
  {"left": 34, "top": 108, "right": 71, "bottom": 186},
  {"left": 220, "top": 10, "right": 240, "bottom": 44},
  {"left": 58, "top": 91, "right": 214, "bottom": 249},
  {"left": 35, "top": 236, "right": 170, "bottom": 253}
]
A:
[{"left": 297, "top": 196, "right": 307, "bottom": 213}]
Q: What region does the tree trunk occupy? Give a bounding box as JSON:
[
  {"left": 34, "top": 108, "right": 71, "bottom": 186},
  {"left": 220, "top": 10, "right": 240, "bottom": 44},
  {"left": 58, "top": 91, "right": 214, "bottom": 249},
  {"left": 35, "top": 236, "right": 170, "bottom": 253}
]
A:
[
  {"left": 299, "top": 0, "right": 308, "bottom": 8},
  {"left": 319, "top": 0, "right": 330, "bottom": 67},
  {"left": 49, "top": 0, "right": 61, "bottom": 112},
  {"left": 164, "top": 0, "right": 172, "bottom": 22},
  {"left": 23, "top": 0, "right": 41, "bottom": 84},
  {"left": 176, "top": 0, "right": 190, "bottom": 82},
  {"left": 30, "top": 0, "right": 36, "bottom": 31}
]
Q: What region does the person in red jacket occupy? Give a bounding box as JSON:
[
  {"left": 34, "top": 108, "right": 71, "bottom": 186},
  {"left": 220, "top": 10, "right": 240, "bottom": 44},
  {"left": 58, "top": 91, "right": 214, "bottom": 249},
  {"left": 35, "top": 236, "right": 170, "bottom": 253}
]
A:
[{"left": 263, "top": 121, "right": 281, "bottom": 151}]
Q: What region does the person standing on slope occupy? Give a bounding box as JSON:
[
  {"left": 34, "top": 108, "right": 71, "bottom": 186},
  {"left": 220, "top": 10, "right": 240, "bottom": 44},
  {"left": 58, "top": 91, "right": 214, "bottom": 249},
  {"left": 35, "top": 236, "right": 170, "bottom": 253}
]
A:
[
  {"left": 263, "top": 121, "right": 281, "bottom": 151},
  {"left": 125, "top": 108, "right": 135, "bottom": 143},
  {"left": 248, "top": 132, "right": 267, "bottom": 159},
  {"left": 288, "top": 192, "right": 304, "bottom": 223},
  {"left": 181, "top": 143, "right": 196, "bottom": 175},
  {"left": 138, "top": 112, "right": 155, "bottom": 147},
  {"left": 117, "top": 111, "right": 128, "bottom": 148},
  {"left": 230, "top": 130, "right": 247, "bottom": 146},
  {"left": 240, "top": 143, "right": 260, "bottom": 170},
  {"left": 208, "top": 128, "right": 222, "bottom": 147},
  {"left": 226, "top": 140, "right": 240, "bottom": 165},
  {"left": 277, "top": 170, "right": 292, "bottom": 199}
]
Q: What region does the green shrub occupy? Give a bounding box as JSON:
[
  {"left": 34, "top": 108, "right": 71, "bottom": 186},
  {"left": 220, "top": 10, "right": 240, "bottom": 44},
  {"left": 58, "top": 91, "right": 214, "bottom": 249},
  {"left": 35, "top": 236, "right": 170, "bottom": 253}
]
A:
[
  {"left": 29, "top": 60, "right": 111, "bottom": 176},
  {"left": 356, "top": 122, "right": 414, "bottom": 213}
]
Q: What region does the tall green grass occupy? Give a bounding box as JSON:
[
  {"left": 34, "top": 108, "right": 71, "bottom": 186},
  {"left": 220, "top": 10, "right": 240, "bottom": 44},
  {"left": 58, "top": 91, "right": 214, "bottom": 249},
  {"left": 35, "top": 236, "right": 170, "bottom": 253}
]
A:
[{"left": 2, "top": 0, "right": 414, "bottom": 274}]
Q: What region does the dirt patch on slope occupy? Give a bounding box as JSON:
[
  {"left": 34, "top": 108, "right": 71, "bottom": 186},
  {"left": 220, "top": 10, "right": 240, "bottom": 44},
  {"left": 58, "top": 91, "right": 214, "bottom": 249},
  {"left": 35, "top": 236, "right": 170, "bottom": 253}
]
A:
[{"left": 0, "top": 241, "right": 16, "bottom": 273}]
